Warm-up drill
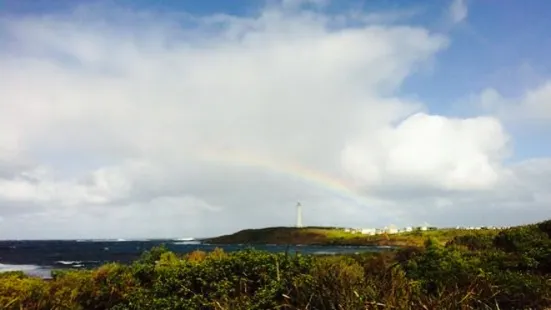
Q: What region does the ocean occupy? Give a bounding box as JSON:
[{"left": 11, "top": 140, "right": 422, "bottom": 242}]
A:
[{"left": 0, "top": 239, "right": 390, "bottom": 278}]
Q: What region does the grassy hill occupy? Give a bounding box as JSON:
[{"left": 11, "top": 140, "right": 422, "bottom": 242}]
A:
[{"left": 205, "top": 226, "right": 502, "bottom": 247}]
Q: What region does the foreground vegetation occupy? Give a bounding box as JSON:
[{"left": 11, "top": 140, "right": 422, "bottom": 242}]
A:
[
  {"left": 2, "top": 220, "right": 551, "bottom": 309},
  {"left": 206, "top": 226, "right": 501, "bottom": 247}
]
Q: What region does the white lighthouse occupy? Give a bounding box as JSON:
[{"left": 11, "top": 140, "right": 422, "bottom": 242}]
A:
[{"left": 296, "top": 202, "right": 303, "bottom": 228}]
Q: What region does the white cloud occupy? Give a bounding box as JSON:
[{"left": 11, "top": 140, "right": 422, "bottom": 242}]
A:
[
  {"left": 517, "top": 81, "right": 551, "bottom": 119},
  {"left": 475, "top": 81, "right": 551, "bottom": 121},
  {"left": 478, "top": 88, "right": 504, "bottom": 111},
  {"left": 449, "top": 0, "right": 468, "bottom": 24},
  {"left": 0, "top": 1, "right": 548, "bottom": 239},
  {"left": 342, "top": 113, "right": 509, "bottom": 191}
]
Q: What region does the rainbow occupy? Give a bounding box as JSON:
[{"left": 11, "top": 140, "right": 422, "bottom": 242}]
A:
[{"left": 195, "top": 148, "right": 372, "bottom": 207}]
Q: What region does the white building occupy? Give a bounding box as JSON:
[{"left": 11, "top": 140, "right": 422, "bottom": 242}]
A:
[
  {"left": 387, "top": 228, "right": 398, "bottom": 234},
  {"left": 361, "top": 228, "right": 376, "bottom": 235}
]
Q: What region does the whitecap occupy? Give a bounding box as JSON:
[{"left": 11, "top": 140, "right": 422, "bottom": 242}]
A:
[
  {"left": 56, "top": 261, "right": 82, "bottom": 265},
  {"left": 173, "top": 241, "right": 201, "bottom": 245},
  {"left": 174, "top": 237, "right": 195, "bottom": 241}
]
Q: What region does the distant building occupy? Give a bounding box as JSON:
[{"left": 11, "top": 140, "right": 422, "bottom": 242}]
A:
[
  {"left": 361, "top": 228, "right": 376, "bottom": 235},
  {"left": 385, "top": 225, "right": 398, "bottom": 234}
]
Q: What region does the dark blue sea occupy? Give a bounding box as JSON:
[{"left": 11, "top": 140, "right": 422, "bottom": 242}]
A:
[{"left": 0, "top": 239, "right": 391, "bottom": 278}]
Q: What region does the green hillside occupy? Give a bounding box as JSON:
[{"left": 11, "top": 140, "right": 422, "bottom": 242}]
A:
[{"left": 205, "top": 226, "right": 502, "bottom": 247}]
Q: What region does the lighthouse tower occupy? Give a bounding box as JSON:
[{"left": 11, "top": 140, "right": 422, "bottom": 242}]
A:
[{"left": 296, "top": 202, "right": 303, "bottom": 228}]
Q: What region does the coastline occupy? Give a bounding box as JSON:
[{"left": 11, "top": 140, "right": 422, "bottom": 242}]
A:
[{"left": 203, "top": 226, "right": 501, "bottom": 247}]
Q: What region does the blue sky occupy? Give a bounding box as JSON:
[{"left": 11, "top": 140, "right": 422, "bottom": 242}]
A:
[
  {"left": 1, "top": 0, "right": 551, "bottom": 238},
  {"left": 414, "top": 1, "right": 551, "bottom": 100}
]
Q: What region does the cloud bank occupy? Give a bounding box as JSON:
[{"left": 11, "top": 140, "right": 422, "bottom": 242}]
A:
[{"left": 0, "top": 1, "right": 549, "bottom": 239}]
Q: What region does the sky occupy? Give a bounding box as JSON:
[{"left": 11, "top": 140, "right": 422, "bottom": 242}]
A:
[{"left": 0, "top": 0, "right": 550, "bottom": 239}]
